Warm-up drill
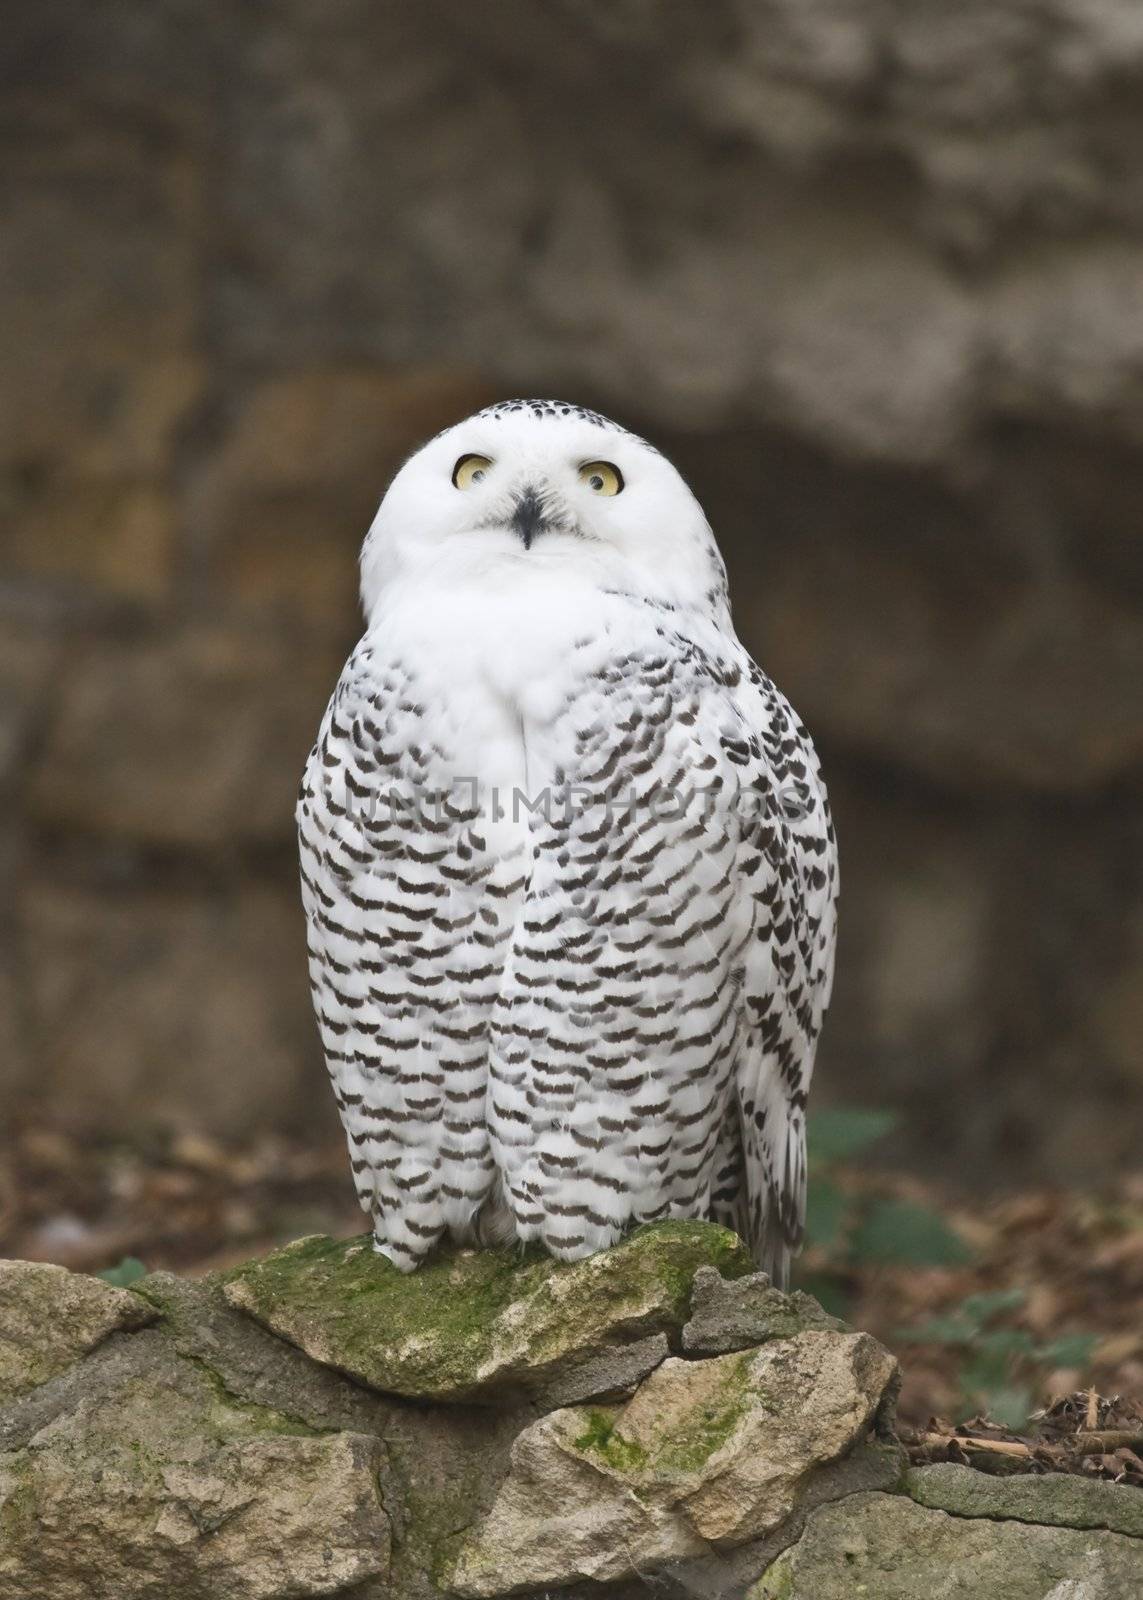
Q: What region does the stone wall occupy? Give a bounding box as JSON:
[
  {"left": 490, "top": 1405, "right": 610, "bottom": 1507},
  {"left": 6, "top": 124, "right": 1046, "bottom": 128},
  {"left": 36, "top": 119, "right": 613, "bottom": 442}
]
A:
[
  {"left": 3, "top": 1228, "right": 1141, "bottom": 1599},
  {"left": 2, "top": 2, "right": 1141, "bottom": 1180}
]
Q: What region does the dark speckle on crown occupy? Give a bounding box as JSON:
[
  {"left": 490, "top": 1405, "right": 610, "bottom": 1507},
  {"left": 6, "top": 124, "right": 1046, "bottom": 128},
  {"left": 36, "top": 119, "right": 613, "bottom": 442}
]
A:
[
  {"left": 479, "top": 399, "right": 622, "bottom": 428},
  {"left": 476, "top": 399, "right": 659, "bottom": 453}
]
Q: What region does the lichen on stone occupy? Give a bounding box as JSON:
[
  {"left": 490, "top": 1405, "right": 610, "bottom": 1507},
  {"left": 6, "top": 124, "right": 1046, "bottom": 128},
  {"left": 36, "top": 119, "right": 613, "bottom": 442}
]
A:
[{"left": 651, "top": 1350, "right": 762, "bottom": 1475}]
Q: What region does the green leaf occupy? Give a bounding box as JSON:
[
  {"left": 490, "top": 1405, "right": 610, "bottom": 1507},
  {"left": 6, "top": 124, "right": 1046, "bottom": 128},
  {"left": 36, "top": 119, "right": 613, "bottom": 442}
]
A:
[
  {"left": 958, "top": 1288, "right": 1027, "bottom": 1325},
  {"left": 1034, "top": 1333, "right": 1098, "bottom": 1369},
  {"left": 804, "top": 1177, "right": 849, "bottom": 1252},
  {"left": 808, "top": 1108, "right": 899, "bottom": 1166},
  {"left": 973, "top": 1328, "right": 1036, "bottom": 1361},
  {"left": 98, "top": 1256, "right": 147, "bottom": 1288},
  {"left": 971, "top": 1384, "right": 1035, "bottom": 1431},
  {"left": 895, "top": 1315, "right": 977, "bottom": 1346},
  {"left": 900, "top": 1289, "right": 1028, "bottom": 1345},
  {"left": 850, "top": 1198, "right": 972, "bottom": 1268},
  {"left": 961, "top": 1348, "right": 1015, "bottom": 1393},
  {"left": 794, "top": 1273, "right": 852, "bottom": 1323}
]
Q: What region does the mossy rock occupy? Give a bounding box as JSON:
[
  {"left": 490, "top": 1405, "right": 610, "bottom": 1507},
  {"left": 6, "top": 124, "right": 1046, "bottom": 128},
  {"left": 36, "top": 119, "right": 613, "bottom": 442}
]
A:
[
  {"left": 447, "top": 1329, "right": 899, "bottom": 1595},
  {"left": 682, "top": 1264, "right": 847, "bottom": 1355},
  {"left": 904, "top": 1462, "right": 1143, "bottom": 1540},
  {"left": 222, "top": 1220, "right": 753, "bottom": 1402},
  {"left": 0, "top": 1324, "right": 390, "bottom": 1600},
  {"left": 750, "top": 1490, "right": 1143, "bottom": 1599},
  {"left": 0, "top": 1259, "right": 156, "bottom": 1402}
]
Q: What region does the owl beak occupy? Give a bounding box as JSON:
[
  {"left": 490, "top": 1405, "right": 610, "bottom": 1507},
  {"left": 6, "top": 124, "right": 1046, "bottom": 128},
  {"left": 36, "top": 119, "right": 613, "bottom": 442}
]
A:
[{"left": 510, "top": 485, "right": 551, "bottom": 550}]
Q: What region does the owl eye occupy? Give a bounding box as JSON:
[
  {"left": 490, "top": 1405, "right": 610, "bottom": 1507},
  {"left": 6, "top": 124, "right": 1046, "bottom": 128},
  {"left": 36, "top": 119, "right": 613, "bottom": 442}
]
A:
[
  {"left": 452, "top": 453, "right": 493, "bottom": 489},
  {"left": 578, "top": 460, "right": 624, "bottom": 496}
]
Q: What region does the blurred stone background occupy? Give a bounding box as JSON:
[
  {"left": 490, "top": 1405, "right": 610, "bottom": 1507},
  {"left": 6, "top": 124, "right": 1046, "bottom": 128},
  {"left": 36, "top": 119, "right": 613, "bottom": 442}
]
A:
[{"left": 1, "top": 0, "right": 1140, "bottom": 1184}]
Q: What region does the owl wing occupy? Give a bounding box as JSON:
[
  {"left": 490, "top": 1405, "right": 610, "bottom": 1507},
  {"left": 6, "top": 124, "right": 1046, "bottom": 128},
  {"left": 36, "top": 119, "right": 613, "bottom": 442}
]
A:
[
  {"left": 483, "top": 601, "right": 835, "bottom": 1280},
  {"left": 710, "top": 652, "right": 839, "bottom": 1285}
]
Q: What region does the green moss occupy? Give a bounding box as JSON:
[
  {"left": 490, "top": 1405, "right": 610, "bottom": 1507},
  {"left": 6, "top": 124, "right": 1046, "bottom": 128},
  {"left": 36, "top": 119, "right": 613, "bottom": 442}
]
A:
[
  {"left": 192, "top": 1374, "right": 317, "bottom": 1448},
  {"left": 569, "top": 1350, "right": 767, "bottom": 1482},
  {"left": 573, "top": 1408, "right": 650, "bottom": 1473},
  {"left": 221, "top": 1221, "right": 753, "bottom": 1401},
  {"left": 627, "top": 1220, "right": 756, "bottom": 1303},
  {"left": 380, "top": 1434, "right": 496, "bottom": 1592},
  {"left": 750, "top": 1552, "right": 795, "bottom": 1600},
  {"left": 106, "top": 1368, "right": 322, "bottom": 1458},
  {"left": 0, "top": 1453, "right": 35, "bottom": 1543},
  {"left": 130, "top": 1275, "right": 327, "bottom": 1439},
  {"left": 652, "top": 1351, "right": 761, "bottom": 1475},
  {"left": 202, "top": 1384, "right": 324, "bottom": 1440},
  {"left": 223, "top": 1233, "right": 543, "bottom": 1364},
  {"left": 746, "top": 1293, "right": 844, "bottom": 1343},
  {"left": 124, "top": 1277, "right": 173, "bottom": 1314},
  {"left": 574, "top": 1407, "right": 619, "bottom": 1453}
]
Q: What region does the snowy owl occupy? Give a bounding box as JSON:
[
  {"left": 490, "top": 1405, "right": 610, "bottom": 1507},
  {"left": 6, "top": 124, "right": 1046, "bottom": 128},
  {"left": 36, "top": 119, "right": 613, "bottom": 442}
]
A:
[{"left": 297, "top": 399, "right": 837, "bottom": 1285}]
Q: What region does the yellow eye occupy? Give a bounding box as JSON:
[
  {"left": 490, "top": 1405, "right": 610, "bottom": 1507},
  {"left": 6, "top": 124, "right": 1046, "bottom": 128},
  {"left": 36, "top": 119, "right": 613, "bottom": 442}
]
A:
[
  {"left": 452, "top": 453, "right": 493, "bottom": 489},
  {"left": 578, "top": 460, "right": 624, "bottom": 496}
]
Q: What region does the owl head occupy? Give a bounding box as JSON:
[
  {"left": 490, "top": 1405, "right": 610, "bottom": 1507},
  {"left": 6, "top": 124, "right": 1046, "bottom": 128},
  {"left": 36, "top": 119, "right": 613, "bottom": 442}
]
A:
[{"left": 359, "top": 400, "right": 729, "bottom": 622}]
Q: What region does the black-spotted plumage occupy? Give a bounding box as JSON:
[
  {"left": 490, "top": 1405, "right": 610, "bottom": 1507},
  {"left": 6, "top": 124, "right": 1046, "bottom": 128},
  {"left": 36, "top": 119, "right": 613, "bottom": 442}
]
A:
[{"left": 298, "top": 401, "right": 837, "bottom": 1282}]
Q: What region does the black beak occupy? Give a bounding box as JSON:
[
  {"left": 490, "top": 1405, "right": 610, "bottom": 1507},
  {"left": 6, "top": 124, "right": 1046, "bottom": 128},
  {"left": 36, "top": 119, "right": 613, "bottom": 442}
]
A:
[{"left": 510, "top": 486, "right": 549, "bottom": 550}]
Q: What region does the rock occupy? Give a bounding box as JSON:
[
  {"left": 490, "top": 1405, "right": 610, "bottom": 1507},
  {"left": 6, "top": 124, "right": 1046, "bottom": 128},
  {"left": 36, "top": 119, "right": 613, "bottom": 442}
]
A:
[
  {"left": 0, "top": 1327, "right": 390, "bottom": 1600},
  {"left": 28, "top": 618, "right": 345, "bottom": 850},
  {"left": 751, "top": 540, "right": 1143, "bottom": 797},
  {"left": 750, "top": 1491, "right": 1143, "bottom": 1600},
  {"left": 223, "top": 1222, "right": 754, "bottom": 1403},
  {"left": 682, "top": 1265, "right": 846, "bottom": 1355},
  {"left": 6, "top": 480, "right": 177, "bottom": 605},
  {"left": 663, "top": 1439, "right": 908, "bottom": 1600},
  {"left": 194, "top": 368, "right": 495, "bottom": 629},
  {"left": 528, "top": 1331, "right": 669, "bottom": 1411},
  {"left": 905, "top": 1463, "right": 1143, "bottom": 1541},
  {"left": 0, "top": 1259, "right": 155, "bottom": 1401},
  {"left": 0, "top": 613, "right": 62, "bottom": 1108},
  {"left": 19, "top": 878, "right": 330, "bottom": 1137},
  {"left": 209, "top": 3, "right": 1143, "bottom": 463},
  {"left": 129, "top": 1272, "right": 390, "bottom": 1438},
  {"left": 815, "top": 766, "right": 1143, "bottom": 1189},
  {"left": 447, "top": 1328, "right": 898, "bottom": 1596},
  {"left": 118, "top": 1272, "right": 525, "bottom": 1600},
  {"left": 0, "top": 615, "right": 62, "bottom": 795},
  {"left": 1, "top": 99, "right": 201, "bottom": 605},
  {"left": 4, "top": 1241, "right": 1143, "bottom": 1600}
]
